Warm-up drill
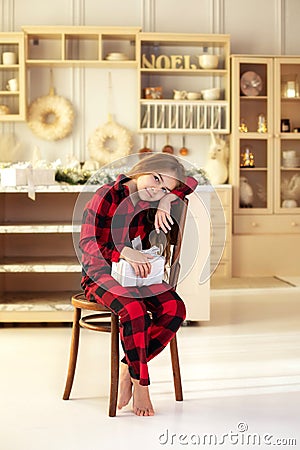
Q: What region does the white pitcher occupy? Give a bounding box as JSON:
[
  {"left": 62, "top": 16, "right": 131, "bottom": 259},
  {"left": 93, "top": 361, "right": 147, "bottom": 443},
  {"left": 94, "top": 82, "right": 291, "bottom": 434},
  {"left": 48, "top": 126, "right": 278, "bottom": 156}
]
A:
[{"left": 173, "top": 90, "right": 187, "bottom": 100}]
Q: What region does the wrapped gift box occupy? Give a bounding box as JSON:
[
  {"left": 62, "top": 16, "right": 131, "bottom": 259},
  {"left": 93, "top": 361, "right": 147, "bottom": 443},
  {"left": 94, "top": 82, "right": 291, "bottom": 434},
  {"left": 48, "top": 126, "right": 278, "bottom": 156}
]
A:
[
  {"left": 111, "top": 246, "right": 165, "bottom": 287},
  {"left": 0, "top": 167, "right": 56, "bottom": 186}
]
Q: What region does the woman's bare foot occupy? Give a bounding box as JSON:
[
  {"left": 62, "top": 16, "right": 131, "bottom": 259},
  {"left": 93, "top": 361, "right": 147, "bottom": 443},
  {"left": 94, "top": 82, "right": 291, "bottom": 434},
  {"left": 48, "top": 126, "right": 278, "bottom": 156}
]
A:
[
  {"left": 117, "top": 363, "right": 133, "bottom": 410},
  {"left": 132, "top": 379, "right": 155, "bottom": 416}
]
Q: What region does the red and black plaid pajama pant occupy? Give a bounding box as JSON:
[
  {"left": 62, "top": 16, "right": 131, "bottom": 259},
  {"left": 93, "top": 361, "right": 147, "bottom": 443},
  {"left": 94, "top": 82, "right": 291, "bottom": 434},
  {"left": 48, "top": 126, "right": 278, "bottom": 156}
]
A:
[{"left": 83, "top": 274, "right": 186, "bottom": 386}]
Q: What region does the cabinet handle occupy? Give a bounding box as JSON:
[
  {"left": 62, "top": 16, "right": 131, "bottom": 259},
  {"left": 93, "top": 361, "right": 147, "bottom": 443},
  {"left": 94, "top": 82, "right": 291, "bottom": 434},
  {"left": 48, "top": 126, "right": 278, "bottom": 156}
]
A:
[
  {"left": 291, "top": 221, "right": 298, "bottom": 227},
  {"left": 251, "top": 222, "right": 258, "bottom": 227}
]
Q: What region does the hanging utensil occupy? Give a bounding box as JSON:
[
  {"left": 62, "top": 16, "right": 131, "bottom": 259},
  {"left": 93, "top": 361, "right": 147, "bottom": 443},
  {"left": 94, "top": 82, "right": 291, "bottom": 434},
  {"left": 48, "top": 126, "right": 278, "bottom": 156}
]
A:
[
  {"left": 162, "top": 135, "right": 174, "bottom": 154},
  {"left": 179, "top": 135, "right": 189, "bottom": 156},
  {"left": 139, "top": 135, "right": 152, "bottom": 156}
]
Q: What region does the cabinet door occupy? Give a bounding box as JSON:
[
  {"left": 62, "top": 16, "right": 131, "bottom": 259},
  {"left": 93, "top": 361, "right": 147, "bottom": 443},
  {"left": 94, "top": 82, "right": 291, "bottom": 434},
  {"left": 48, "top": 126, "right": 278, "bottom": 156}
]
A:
[
  {"left": 274, "top": 57, "right": 300, "bottom": 214},
  {"left": 0, "top": 33, "right": 25, "bottom": 121},
  {"left": 231, "top": 57, "right": 273, "bottom": 219}
]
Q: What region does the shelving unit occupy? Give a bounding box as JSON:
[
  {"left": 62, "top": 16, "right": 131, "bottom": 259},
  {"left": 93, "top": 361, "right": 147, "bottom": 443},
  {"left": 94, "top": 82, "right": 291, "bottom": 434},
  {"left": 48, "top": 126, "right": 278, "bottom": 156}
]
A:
[
  {"left": 22, "top": 26, "right": 141, "bottom": 68},
  {"left": 231, "top": 55, "right": 300, "bottom": 276},
  {"left": 0, "top": 183, "right": 213, "bottom": 322},
  {"left": 0, "top": 32, "right": 26, "bottom": 121},
  {"left": 231, "top": 56, "right": 273, "bottom": 223},
  {"left": 137, "top": 33, "right": 230, "bottom": 134},
  {"left": 274, "top": 57, "right": 300, "bottom": 215},
  {"left": 231, "top": 55, "right": 300, "bottom": 227},
  {"left": 0, "top": 185, "right": 93, "bottom": 322},
  {"left": 1, "top": 28, "right": 230, "bottom": 133}
]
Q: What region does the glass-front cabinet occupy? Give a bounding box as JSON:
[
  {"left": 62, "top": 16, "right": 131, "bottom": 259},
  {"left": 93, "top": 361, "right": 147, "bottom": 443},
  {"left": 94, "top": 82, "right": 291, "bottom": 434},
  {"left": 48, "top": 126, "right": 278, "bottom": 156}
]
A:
[
  {"left": 274, "top": 57, "right": 300, "bottom": 214},
  {"left": 231, "top": 55, "right": 300, "bottom": 235},
  {"left": 231, "top": 56, "right": 273, "bottom": 218}
]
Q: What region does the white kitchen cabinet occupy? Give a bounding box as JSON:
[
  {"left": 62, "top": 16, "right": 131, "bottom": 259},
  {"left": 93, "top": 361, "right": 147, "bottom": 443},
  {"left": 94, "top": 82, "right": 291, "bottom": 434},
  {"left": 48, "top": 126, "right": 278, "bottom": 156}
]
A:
[{"left": 177, "top": 187, "right": 211, "bottom": 321}]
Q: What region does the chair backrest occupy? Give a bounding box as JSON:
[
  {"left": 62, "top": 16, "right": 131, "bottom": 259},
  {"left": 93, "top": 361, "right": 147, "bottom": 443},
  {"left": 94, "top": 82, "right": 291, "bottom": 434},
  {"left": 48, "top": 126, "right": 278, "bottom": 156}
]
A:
[{"left": 168, "top": 198, "right": 189, "bottom": 289}]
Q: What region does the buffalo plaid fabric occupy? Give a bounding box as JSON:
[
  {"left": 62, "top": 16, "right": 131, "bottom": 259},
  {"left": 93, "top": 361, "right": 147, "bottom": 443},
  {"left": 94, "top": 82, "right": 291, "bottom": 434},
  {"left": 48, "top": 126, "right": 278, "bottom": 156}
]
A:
[{"left": 80, "top": 174, "right": 197, "bottom": 386}]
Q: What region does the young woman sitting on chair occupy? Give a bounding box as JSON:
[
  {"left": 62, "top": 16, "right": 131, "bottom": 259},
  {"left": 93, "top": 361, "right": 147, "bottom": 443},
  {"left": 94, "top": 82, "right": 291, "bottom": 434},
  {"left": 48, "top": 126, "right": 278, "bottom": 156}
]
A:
[{"left": 80, "top": 153, "right": 197, "bottom": 416}]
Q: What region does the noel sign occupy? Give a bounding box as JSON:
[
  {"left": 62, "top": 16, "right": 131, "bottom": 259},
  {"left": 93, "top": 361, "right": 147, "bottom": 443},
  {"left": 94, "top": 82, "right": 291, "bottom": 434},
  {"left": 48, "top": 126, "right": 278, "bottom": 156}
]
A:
[{"left": 142, "top": 53, "right": 199, "bottom": 70}]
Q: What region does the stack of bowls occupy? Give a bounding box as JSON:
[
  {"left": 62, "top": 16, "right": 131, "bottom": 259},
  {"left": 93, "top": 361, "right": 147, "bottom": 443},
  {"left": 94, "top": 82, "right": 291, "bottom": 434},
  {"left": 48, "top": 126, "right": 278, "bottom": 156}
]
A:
[
  {"left": 186, "top": 92, "right": 201, "bottom": 100},
  {"left": 198, "top": 54, "right": 219, "bottom": 69},
  {"left": 282, "top": 150, "right": 300, "bottom": 168},
  {"left": 201, "top": 88, "right": 221, "bottom": 100}
]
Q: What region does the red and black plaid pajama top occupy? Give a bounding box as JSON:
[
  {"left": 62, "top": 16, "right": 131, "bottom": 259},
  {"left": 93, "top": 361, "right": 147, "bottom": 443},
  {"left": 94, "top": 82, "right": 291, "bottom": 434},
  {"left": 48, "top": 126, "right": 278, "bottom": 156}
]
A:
[{"left": 79, "top": 174, "right": 197, "bottom": 386}]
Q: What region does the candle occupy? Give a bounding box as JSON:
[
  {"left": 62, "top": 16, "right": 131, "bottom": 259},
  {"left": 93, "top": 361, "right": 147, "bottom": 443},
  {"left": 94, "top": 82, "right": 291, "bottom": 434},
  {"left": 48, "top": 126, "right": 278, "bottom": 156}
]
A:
[{"left": 286, "top": 81, "right": 296, "bottom": 98}]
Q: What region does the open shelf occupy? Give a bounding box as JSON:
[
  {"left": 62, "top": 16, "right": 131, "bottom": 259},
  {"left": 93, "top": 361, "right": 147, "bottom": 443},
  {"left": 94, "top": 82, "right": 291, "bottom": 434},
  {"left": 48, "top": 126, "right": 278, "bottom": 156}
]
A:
[
  {"left": 23, "top": 26, "right": 140, "bottom": 65},
  {"left": 137, "top": 32, "right": 230, "bottom": 134},
  {"left": 0, "top": 32, "right": 25, "bottom": 121}
]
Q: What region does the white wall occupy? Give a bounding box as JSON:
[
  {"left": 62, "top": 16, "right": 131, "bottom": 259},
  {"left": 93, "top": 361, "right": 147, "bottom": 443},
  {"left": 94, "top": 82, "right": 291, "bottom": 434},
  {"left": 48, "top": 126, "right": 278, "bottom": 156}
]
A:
[{"left": 1, "top": 0, "right": 300, "bottom": 167}]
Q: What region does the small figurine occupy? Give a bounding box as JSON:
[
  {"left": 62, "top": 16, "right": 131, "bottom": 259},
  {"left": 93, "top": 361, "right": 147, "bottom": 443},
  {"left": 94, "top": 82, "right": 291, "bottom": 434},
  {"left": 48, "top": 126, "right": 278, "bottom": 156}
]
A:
[
  {"left": 281, "top": 174, "right": 300, "bottom": 203},
  {"left": 240, "top": 176, "right": 254, "bottom": 207},
  {"left": 204, "top": 131, "right": 229, "bottom": 185},
  {"left": 239, "top": 118, "right": 248, "bottom": 133},
  {"left": 257, "top": 113, "right": 267, "bottom": 133},
  {"left": 240, "top": 145, "right": 255, "bottom": 168}
]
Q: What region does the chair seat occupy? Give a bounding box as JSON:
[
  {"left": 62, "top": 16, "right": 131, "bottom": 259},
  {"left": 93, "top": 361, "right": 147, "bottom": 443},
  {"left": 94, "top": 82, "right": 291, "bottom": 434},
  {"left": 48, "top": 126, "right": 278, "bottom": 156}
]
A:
[
  {"left": 72, "top": 292, "right": 110, "bottom": 312},
  {"left": 72, "top": 292, "right": 115, "bottom": 333}
]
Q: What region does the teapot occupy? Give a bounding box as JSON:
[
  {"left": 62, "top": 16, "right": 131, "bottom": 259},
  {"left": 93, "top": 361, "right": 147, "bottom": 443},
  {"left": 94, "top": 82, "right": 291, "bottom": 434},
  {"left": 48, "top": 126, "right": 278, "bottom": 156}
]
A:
[{"left": 173, "top": 90, "right": 187, "bottom": 100}]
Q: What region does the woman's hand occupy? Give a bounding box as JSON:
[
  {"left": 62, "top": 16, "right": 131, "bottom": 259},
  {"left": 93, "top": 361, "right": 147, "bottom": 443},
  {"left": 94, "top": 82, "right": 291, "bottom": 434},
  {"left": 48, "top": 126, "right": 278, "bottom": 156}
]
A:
[
  {"left": 120, "top": 246, "right": 154, "bottom": 278},
  {"left": 155, "top": 193, "right": 177, "bottom": 233}
]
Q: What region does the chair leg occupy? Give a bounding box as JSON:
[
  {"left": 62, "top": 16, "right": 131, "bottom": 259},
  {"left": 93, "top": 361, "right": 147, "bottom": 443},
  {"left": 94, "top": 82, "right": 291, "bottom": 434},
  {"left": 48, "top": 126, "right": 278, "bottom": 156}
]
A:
[
  {"left": 108, "top": 313, "right": 120, "bottom": 417},
  {"left": 170, "top": 335, "right": 183, "bottom": 401},
  {"left": 63, "top": 307, "right": 81, "bottom": 400}
]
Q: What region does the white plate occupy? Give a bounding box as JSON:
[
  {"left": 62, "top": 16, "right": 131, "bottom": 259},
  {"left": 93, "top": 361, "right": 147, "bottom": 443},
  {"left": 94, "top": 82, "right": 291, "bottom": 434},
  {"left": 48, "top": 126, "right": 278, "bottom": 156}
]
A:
[
  {"left": 240, "top": 71, "right": 263, "bottom": 96},
  {"left": 105, "top": 53, "right": 128, "bottom": 61}
]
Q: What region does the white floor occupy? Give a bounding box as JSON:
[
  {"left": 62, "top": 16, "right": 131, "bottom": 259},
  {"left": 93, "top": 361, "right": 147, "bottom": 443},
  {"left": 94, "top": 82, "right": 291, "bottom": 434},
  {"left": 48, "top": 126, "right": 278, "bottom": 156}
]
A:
[{"left": 1, "top": 287, "right": 300, "bottom": 450}]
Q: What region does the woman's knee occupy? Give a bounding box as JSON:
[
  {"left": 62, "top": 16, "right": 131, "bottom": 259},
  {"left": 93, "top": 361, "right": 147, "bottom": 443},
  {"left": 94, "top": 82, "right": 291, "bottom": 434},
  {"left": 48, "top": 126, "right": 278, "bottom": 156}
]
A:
[
  {"left": 177, "top": 299, "right": 186, "bottom": 322},
  {"left": 171, "top": 299, "right": 186, "bottom": 328},
  {"left": 163, "top": 297, "right": 186, "bottom": 322}
]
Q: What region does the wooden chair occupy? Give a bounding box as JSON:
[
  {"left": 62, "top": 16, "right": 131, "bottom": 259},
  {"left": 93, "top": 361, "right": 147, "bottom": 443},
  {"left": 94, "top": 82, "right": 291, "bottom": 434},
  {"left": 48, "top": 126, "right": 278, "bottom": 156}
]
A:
[{"left": 63, "top": 198, "right": 188, "bottom": 416}]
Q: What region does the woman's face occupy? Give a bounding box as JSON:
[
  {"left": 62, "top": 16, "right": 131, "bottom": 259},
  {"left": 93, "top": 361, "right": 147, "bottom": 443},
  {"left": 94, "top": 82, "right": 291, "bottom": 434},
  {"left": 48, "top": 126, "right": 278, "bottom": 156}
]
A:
[{"left": 136, "top": 171, "right": 178, "bottom": 202}]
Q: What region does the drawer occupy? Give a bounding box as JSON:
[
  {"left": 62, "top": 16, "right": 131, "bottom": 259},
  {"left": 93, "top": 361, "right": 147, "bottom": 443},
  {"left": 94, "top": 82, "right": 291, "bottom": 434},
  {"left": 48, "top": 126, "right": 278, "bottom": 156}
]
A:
[
  {"left": 189, "top": 191, "right": 210, "bottom": 218},
  {"left": 211, "top": 261, "right": 231, "bottom": 278},
  {"left": 213, "top": 187, "right": 232, "bottom": 208},
  {"left": 211, "top": 224, "right": 231, "bottom": 245},
  {"left": 234, "top": 214, "right": 300, "bottom": 234},
  {"left": 211, "top": 243, "right": 230, "bottom": 264},
  {"left": 210, "top": 206, "right": 231, "bottom": 225}
]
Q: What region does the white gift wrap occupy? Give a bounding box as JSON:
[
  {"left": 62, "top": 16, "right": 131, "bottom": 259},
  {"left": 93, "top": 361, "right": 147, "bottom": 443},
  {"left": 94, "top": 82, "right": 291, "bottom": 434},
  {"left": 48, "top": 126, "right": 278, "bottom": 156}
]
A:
[{"left": 111, "top": 240, "right": 165, "bottom": 287}]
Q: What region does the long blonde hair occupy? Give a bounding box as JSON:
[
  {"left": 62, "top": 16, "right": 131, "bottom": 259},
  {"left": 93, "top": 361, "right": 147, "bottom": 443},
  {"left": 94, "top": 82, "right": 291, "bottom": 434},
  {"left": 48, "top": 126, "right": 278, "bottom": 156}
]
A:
[
  {"left": 126, "top": 153, "right": 185, "bottom": 187},
  {"left": 127, "top": 153, "right": 186, "bottom": 271}
]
